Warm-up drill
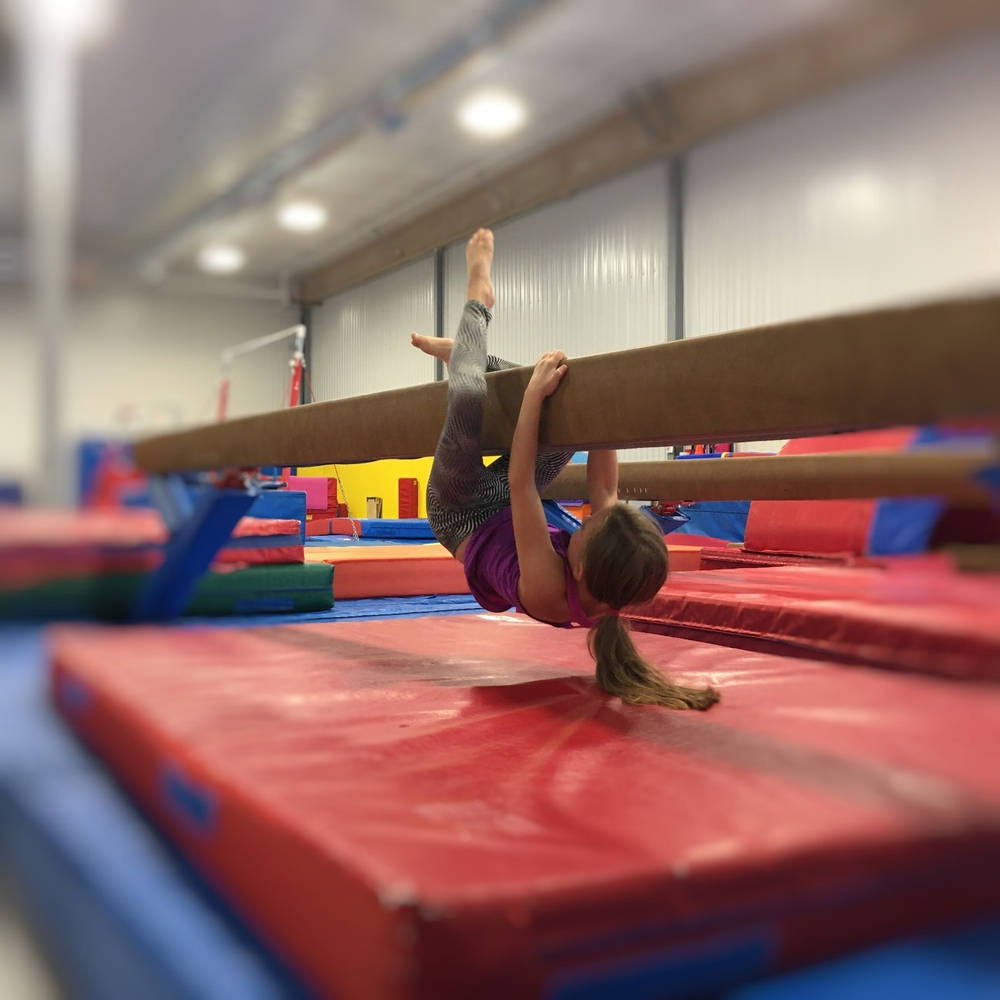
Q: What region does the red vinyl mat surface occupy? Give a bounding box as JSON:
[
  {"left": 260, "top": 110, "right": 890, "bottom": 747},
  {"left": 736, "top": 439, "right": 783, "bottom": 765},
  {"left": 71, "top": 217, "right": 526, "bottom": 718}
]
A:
[
  {"left": 51, "top": 616, "right": 1000, "bottom": 999},
  {"left": 627, "top": 562, "right": 1000, "bottom": 681}
]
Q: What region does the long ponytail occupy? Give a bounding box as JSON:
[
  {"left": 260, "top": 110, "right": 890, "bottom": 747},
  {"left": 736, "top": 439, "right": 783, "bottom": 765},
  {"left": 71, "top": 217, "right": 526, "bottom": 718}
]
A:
[{"left": 588, "top": 614, "right": 719, "bottom": 710}]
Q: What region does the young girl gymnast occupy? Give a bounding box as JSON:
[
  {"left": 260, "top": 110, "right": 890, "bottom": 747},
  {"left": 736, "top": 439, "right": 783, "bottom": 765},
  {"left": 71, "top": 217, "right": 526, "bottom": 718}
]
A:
[{"left": 412, "top": 228, "right": 718, "bottom": 710}]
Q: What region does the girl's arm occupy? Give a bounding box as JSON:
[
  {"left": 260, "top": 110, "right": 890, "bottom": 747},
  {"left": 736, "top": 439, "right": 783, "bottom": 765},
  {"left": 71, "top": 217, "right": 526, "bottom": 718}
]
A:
[
  {"left": 586, "top": 448, "right": 619, "bottom": 512},
  {"left": 510, "top": 350, "right": 569, "bottom": 619}
]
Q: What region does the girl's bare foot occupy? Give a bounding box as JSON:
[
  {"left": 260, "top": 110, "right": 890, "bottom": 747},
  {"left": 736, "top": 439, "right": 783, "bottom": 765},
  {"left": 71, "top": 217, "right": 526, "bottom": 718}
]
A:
[
  {"left": 410, "top": 332, "right": 453, "bottom": 364},
  {"left": 465, "top": 227, "right": 495, "bottom": 309}
]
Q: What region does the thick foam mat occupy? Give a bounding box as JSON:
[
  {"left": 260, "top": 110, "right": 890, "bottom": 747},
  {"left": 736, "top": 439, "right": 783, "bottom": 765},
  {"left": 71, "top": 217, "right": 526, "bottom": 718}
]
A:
[
  {"left": 325, "top": 518, "right": 437, "bottom": 539},
  {"left": 0, "top": 508, "right": 304, "bottom": 591},
  {"left": 628, "top": 561, "right": 1000, "bottom": 681},
  {"left": 51, "top": 616, "right": 1000, "bottom": 998},
  {"left": 0, "top": 563, "right": 333, "bottom": 621},
  {"left": 306, "top": 543, "right": 470, "bottom": 599}
]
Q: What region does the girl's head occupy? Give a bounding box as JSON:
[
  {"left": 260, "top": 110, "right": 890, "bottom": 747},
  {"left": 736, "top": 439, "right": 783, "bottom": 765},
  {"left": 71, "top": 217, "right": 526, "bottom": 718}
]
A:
[
  {"left": 575, "top": 502, "right": 719, "bottom": 711},
  {"left": 574, "top": 502, "right": 668, "bottom": 609}
]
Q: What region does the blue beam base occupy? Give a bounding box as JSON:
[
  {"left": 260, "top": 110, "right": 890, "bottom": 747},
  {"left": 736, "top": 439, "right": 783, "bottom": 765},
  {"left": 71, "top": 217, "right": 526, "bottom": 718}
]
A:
[{"left": 134, "top": 480, "right": 257, "bottom": 621}]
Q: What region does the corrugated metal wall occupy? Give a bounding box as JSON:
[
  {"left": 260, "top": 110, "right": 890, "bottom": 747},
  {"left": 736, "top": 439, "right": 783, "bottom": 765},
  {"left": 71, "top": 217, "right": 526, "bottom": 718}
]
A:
[
  {"left": 683, "top": 36, "right": 1000, "bottom": 450},
  {"left": 310, "top": 255, "right": 436, "bottom": 401},
  {"left": 443, "top": 162, "right": 674, "bottom": 461},
  {"left": 685, "top": 37, "right": 1000, "bottom": 338}
]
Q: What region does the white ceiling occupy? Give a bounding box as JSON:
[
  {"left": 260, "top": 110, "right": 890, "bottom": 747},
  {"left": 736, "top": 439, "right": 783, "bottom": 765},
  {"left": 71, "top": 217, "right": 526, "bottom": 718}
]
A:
[{"left": 0, "top": 0, "right": 864, "bottom": 292}]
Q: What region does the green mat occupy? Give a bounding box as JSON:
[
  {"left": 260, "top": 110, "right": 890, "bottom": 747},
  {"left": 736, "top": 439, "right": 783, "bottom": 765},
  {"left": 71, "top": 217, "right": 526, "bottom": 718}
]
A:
[{"left": 0, "top": 563, "right": 334, "bottom": 621}]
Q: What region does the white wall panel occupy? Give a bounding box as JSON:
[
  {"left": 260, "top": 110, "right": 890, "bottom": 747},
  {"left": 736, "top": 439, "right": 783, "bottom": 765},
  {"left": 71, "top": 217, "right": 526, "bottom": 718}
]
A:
[
  {"left": 0, "top": 287, "right": 298, "bottom": 489},
  {"left": 684, "top": 35, "right": 1000, "bottom": 451},
  {"left": 444, "top": 162, "right": 673, "bottom": 462},
  {"left": 311, "top": 255, "right": 435, "bottom": 402},
  {"left": 686, "top": 36, "right": 1000, "bottom": 337},
  {"left": 64, "top": 290, "right": 299, "bottom": 432}
]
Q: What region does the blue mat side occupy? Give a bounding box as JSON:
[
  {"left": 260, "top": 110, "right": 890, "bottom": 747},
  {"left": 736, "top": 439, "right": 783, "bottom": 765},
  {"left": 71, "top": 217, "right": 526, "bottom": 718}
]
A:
[
  {"left": 360, "top": 518, "right": 435, "bottom": 539},
  {"left": 670, "top": 501, "right": 750, "bottom": 544},
  {"left": 869, "top": 427, "right": 997, "bottom": 556},
  {"left": 247, "top": 491, "right": 306, "bottom": 543},
  {"left": 187, "top": 594, "right": 482, "bottom": 628},
  {"left": 0, "top": 628, "right": 308, "bottom": 1000},
  {"left": 726, "top": 921, "right": 1000, "bottom": 1000}
]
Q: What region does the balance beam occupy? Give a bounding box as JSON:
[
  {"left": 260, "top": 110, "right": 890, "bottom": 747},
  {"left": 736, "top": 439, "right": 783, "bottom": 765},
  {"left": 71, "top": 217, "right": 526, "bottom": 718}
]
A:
[
  {"left": 133, "top": 294, "right": 1000, "bottom": 473},
  {"left": 543, "top": 451, "right": 997, "bottom": 504}
]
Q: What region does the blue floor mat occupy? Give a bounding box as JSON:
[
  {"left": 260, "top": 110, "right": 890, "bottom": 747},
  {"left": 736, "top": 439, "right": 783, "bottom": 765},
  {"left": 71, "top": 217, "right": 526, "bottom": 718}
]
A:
[
  {"left": 186, "top": 593, "right": 481, "bottom": 628},
  {"left": 726, "top": 920, "right": 1000, "bottom": 1000},
  {"left": 0, "top": 627, "right": 309, "bottom": 999}
]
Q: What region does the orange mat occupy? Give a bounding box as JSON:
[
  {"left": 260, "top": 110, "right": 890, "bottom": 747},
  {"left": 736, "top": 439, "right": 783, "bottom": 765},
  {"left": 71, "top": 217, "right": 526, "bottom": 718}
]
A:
[{"left": 306, "top": 542, "right": 702, "bottom": 600}]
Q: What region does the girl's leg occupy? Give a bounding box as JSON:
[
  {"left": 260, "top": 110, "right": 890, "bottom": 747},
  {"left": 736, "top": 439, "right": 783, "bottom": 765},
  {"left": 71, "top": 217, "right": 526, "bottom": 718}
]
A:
[
  {"left": 426, "top": 301, "right": 498, "bottom": 552},
  {"left": 486, "top": 354, "right": 517, "bottom": 372},
  {"left": 480, "top": 353, "right": 574, "bottom": 497}
]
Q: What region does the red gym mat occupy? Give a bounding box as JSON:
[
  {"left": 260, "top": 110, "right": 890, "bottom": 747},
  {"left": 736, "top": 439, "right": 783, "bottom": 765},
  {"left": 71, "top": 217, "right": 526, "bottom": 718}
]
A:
[
  {"left": 306, "top": 543, "right": 470, "bottom": 598},
  {"left": 628, "top": 561, "right": 1000, "bottom": 681},
  {"left": 51, "top": 617, "right": 1000, "bottom": 999}
]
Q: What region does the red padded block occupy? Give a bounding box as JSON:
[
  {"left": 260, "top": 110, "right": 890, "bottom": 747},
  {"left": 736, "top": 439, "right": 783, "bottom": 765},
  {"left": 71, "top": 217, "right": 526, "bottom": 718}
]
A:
[
  {"left": 629, "top": 561, "right": 1000, "bottom": 680},
  {"left": 666, "top": 544, "right": 702, "bottom": 571},
  {"left": 328, "top": 517, "right": 364, "bottom": 536},
  {"left": 308, "top": 543, "right": 469, "bottom": 598},
  {"left": 213, "top": 545, "right": 304, "bottom": 566},
  {"left": 698, "top": 548, "right": 880, "bottom": 570},
  {"left": 743, "top": 428, "right": 919, "bottom": 556},
  {"left": 305, "top": 519, "right": 332, "bottom": 537},
  {"left": 399, "top": 478, "right": 419, "bottom": 519},
  {"left": 51, "top": 617, "right": 1000, "bottom": 999}
]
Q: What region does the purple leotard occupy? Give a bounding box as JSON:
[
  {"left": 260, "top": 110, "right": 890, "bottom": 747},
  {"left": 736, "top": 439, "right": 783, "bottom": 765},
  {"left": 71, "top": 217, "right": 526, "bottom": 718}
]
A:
[{"left": 462, "top": 507, "right": 599, "bottom": 628}]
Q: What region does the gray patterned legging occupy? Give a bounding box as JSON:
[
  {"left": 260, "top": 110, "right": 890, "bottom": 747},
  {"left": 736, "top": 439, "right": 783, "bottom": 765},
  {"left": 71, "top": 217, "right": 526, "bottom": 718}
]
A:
[{"left": 427, "top": 300, "right": 575, "bottom": 554}]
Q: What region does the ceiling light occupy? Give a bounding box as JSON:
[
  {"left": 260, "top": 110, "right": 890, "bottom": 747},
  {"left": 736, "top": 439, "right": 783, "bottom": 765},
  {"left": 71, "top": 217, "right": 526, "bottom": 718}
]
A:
[
  {"left": 277, "top": 200, "right": 329, "bottom": 233},
  {"left": 197, "top": 244, "right": 245, "bottom": 275},
  {"left": 8, "top": 0, "right": 115, "bottom": 49},
  {"left": 457, "top": 90, "right": 527, "bottom": 139}
]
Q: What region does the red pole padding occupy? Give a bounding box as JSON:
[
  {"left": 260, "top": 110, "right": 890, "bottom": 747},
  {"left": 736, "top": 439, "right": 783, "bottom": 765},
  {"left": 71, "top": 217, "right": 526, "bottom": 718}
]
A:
[{"left": 288, "top": 359, "right": 304, "bottom": 409}]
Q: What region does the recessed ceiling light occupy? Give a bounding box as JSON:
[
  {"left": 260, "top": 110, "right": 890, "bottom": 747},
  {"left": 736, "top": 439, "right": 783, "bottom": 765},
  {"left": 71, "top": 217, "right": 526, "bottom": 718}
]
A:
[
  {"left": 9, "top": 0, "right": 115, "bottom": 49},
  {"left": 197, "top": 244, "right": 245, "bottom": 275},
  {"left": 277, "top": 200, "right": 329, "bottom": 233},
  {"left": 457, "top": 90, "right": 527, "bottom": 139}
]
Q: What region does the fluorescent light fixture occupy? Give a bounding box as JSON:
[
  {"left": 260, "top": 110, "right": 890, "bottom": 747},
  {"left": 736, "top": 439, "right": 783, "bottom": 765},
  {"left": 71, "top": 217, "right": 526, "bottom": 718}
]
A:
[
  {"left": 277, "top": 200, "right": 329, "bottom": 233},
  {"left": 8, "top": 0, "right": 115, "bottom": 48},
  {"left": 197, "top": 244, "right": 245, "bottom": 275},
  {"left": 457, "top": 89, "right": 526, "bottom": 139}
]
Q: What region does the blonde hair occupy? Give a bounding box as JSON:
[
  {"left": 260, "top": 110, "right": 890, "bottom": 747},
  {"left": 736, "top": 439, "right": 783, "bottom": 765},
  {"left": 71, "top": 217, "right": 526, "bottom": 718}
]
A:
[{"left": 583, "top": 504, "right": 719, "bottom": 710}]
